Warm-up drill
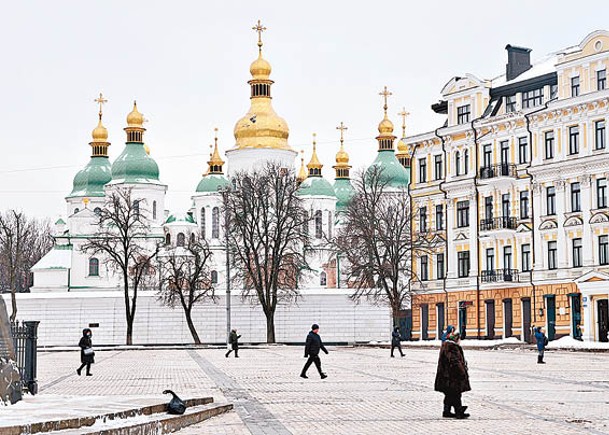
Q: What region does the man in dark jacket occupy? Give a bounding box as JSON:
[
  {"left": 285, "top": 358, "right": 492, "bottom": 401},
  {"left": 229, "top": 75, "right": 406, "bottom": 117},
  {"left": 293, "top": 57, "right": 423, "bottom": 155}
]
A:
[
  {"left": 391, "top": 326, "right": 404, "bottom": 357},
  {"left": 76, "top": 328, "right": 94, "bottom": 376},
  {"left": 534, "top": 326, "right": 547, "bottom": 364},
  {"left": 225, "top": 329, "right": 241, "bottom": 358},
  {"left": 434, "top": 332, "right": 470, "bottom": 419},
  {"left": 300, "top": 324, "right": 328, "bottom": 379}
]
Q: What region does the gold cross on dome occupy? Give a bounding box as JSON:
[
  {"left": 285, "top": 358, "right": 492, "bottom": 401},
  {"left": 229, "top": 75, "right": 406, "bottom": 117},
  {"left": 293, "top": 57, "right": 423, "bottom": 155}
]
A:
[
  {"left": 379, "top": 86, "right": 392, "bottom": 112},
  {"left": 252, "top": 20, "right": 267, "bottom": 50},
  {"left": 94, "top": 92, "right": 108, "bottom": 118},
  {"left": 397, "top": 107, "right": 410, "bottom": 135},
  {"left": 336, "top": 122, "right": 348, "bottom": 145}
]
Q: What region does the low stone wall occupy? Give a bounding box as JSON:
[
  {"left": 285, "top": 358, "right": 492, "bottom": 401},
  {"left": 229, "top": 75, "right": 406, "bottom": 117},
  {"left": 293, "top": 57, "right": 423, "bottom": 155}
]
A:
[{"left": 2, "top": 289, "right": 390, "bottom": 346}]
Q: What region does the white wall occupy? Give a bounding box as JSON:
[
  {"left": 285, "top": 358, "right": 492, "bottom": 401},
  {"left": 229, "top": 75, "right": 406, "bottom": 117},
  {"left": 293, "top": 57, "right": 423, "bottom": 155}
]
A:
[{"left": 3, "top": 289, "right": 390, "bottom": 346}]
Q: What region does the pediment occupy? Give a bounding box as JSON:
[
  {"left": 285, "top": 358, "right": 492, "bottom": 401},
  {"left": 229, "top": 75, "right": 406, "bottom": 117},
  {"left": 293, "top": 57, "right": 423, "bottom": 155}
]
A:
[
  {"left": 590, "top": 212, "right": 609, "bottom": 224},
  {"left": 454, "top": 232, "right": 468, "bottom": 241},
  {"left": 539, "top": 219, "right": 557, "bottom": 230},
  {"left": 575, "top": 270, "right": 609, "bottom": 283},
  {"left": 430, "top": 234, "right": 446, "bottom": 245},
  {"left": 516, "top": 223, "right": 531, "bottom": 233},
  {"left": 564, "top": 216, "right": 583, "bottom": 227},
  {"left": 441, "top": 73, "right": 485, "bottom": 96}
]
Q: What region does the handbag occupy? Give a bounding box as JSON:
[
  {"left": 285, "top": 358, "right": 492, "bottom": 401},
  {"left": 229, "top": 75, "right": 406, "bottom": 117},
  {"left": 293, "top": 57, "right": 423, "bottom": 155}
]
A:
[{"left": 84, "top": 348, "right": 95, "bottom": 356}]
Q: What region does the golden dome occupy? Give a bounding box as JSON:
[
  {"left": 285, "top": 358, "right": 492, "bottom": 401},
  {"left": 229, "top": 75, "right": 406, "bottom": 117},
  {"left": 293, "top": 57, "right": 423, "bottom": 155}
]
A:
[
  {"left": 297, "top": 151, "right": 307, "bottom": 182},
  {"left": 378, "top": 114, "right": 394, "bottom": 135},
  {"left": 396, "top": 139, "right": 410, "bottom": 155},
  {"left": 335, "top": 144, "right": 349, "bottom": 165},
  {"left": 208, "top": 130, "right": 225, "bottom": 174},
  {"left": 91, "top": 118, "right": 108, "bottom": 142},
  {"left": 250, "top": 53, "right": 272, "bottom": 80},
  {"left": 126, "top": 101, "right": 144, "bottom": 127},
  {"left": 307, "top": 134, "right": 323, "bottom": 175}
]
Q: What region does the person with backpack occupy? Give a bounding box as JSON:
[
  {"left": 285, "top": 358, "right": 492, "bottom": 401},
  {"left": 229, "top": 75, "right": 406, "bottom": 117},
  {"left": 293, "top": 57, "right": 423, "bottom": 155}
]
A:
[
  {"left": 225, "top": 329, "right": 241, "bottom": 358},
  {"left": 534, "top": 326, "right": 548, "bottom": 364},
  {"left": 76, "top": 328, "right": 94, "bottom": 376}
]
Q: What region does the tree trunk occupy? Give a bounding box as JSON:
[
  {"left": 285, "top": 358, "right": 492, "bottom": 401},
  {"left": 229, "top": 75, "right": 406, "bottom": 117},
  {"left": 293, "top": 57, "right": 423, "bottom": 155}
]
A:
[
  {"left": 391, "top": 303, "right": 402, "bottom": 329},
  {"left": 10, "top": 287, "right": 17, "bottom": 322},
  {"left": 265, "top": 310, "right": 276, "bottom": 343},
  {"left": 124, "top": 272, "right": 133, "bottom": 345},
  {"left": 184, "top": 309, "right": 201, "bottom": 345}
]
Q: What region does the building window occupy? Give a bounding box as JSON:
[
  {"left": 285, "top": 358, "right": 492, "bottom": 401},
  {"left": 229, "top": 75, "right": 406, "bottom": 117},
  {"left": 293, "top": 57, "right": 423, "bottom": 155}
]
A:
[
  {"left": 177, "top": 232, "right": 185, "bottom": 247},
  {"left": 521, "top": 244, "right": 531, "bottom": 272},
  {"left": 485, "top": 248, "right": 495, "bottom": 271},
  {"left": 520, "top": 190, "right": 529, "bottom": 219},
  {"left": 482, "top": 144, "right": 492, "bottom": 168},
  {"left": 420, "top": 255, "right": 429, "bottom": 281},
  {"left": 419, "top": 207, "right": 427, "bottom": 233},
  {"left": 548, "top": 241, "right": 558, "bottom": 270},
  {"left": 457, "top": 251, "right": 470, "bottom": 278},
  {"left": 518, "top": 137, "right": 528, "bottom": 164},
  {"left": 464, "top": 149, "right": 469, "bottom": 174},
  {"left": 211, "top": 270, "right": 218, "bottom": 284},
  {"left": 503, "top": 245, "right": 513, "bottom": 270},
  {"left": 436, "top": 253, "right": 445, "bottom": 279},
  {"left": 522, "top": 88, "right": 543, "bottom": 108},
  {"left": 571, "top": 76, "right": 580, "bottom": 97},
  {"left": 595, "top": 120, "right": 606, "bottom": 150},
  {"left": 573, "top": 238, "right": 583, "bottom": 268},
  {"left": 315, "top": 210, "right": 322, "bottom": 239},
  {"left": 597, "top": 178, "right": 607, "bottom": 209},
  {"left": 569, "top": 126, "right": 579, "bottom": 155},
  {"left": 598, "top": 69, "right": 607, "bottom": 91},
  {"left": 500, "top": 140, "right": 509, "bottom": 165},
  {"left": 457, "top": 104, "right": 471, "bottom": 124},
  {"left": 434, "top": 155, "right": 442, "bottom": 180},
  {"left": 455, "top": 151, "right": 461, "bottom": 176},
  {"left": 74, "top": 208, "right": 79, "bottom": 214},
  {"left": 133, "top": 200, "right": 140, "bottom": 218},
  {"left": 212, "top": 207, "right": 220, "bottom": 238},
  {"left": 456, "top": 200, "right": 469, "bottom": 228},
  {"left": 571, "top": 182, "right": 581, "bottom": 212},
  {"left": 152, "top": 201, "right": 157, "bottom": 220},
  {"left": 502, "top": 193, "right": 510, "bottom": 218},
  {"left": 546, "top": 186, "right": 556, "bottom": 215},
  {"left": 550, "top": 84, "right": 558, "bottom": 99},
  {"left": 190, "top": 232, "right": 195, "bottom": 244},
  {"left": 200, "top": 208, "right": 206, "bottom": 238},
  {"left": 418, "top": 158, "right": 427, "bottom": 183},
  {"left": 600, "top": 235, "right": 609, "bottom": 266},
  {"left": 320, "top": 271, "right": 327, "bottom": 286},
  {"left": 505, "top": 95, "right": 517, "bottom": 113},
  {"left": 165, "top": 233, "right": 171, "bottom": 245},
  {"left": 89, "top": 258, "right": 99, "bottom": 277},
  {"left": 435, "top": 205, "right": 444, "bottom": 230},
  {"left": 544, "top": 131, "right": 554, "bottom": 159},
  {"left": 484, "top": 196, "right": 493, "bottom": 221},
  {"left": 327, "top": 211, "right": 333, "bottom": 239}
]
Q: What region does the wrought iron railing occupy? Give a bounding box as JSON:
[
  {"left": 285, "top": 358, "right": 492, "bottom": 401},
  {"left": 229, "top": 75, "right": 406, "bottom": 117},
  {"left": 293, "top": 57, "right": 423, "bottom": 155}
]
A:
[
  {"left": 480, "top": 216, "right": 518, "bottom": 231},
  {"left": 11, "top": 321, "right": 39, "bottom": 394},
  {"left": 479, "top": 163, "right": 517, "bottom": 179},
  {"left": 481, "top": 269, "right": 520, "bottom": 283}
]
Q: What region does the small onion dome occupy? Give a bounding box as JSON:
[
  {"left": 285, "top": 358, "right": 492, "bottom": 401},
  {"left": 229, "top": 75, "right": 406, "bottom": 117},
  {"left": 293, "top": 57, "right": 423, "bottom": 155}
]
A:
[
  {"left": 250, "top": 53, "right": 272, "bottom": 80},
  {"left": 195, "top": 174, "right": 229, "bottom": 193},
  {"left": 126, "top": 101, "right": 144, "bottom": 127},
  {"left": 396, "top": 138, "right": 410, "bottom": 154},
  {"left": 335, "top": 145, "right": 349, "bottom": 165},
  {"left": 297, "top": 177, "right": 337, "bottom": 198},
  {"left": 378, "top": 113, "right": 394, "bottom": 135},
  {"left": 91, "top": 119, "right": 108, "bottom": 142},
  {"left": 68, "top": 157, "right": 112, "bottom": 198},
  {"left": 297, "top": 155, "right": 307, "bottom": 183}
]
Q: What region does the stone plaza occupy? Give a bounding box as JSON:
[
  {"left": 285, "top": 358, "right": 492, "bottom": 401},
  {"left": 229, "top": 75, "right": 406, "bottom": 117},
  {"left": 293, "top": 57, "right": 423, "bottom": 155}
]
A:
[{"left": 6, "top": 345, "right": 608, "bottom": 434}]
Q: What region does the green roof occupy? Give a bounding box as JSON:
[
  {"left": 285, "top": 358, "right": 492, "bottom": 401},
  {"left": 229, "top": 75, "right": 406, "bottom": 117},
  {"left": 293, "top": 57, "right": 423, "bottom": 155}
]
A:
[
  {"left": 297, "top": 176, "right": 337, "bottom": 197},
  {"left": 367, "top": 150, "right": 410, "bottom": 187},
  {"left": 67, "top": 157, "right": 112, "bottom": 198},
  {"left": 55, "top": 218, "right": 66, "bottom": 225},
  {"left": 165, "top": 213, "right": 196, "bottom": 224},
  {"left": 333, "top": 178, "right": 355, "bottom": 211},
  {"left": 195, "top": 174, "right": 229, "bottom": 193},
  {"left": 111, "top": 143, "right": 160, "bottom": 183}
]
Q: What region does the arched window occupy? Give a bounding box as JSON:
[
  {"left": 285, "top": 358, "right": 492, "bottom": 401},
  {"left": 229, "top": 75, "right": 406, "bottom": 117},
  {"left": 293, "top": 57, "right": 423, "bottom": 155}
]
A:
[
  {"left": 212, "top": 207, "right": 220, "bottom": 238},
  {"left": 455, "top": 151, "right": 461, "bottom": 176},
  {"left": 177, "top": 233, "right": 185, "bottom": 247},
  {"left": 464, "top": 149, "right": 469, "bottom": 174},
  {"left": 320, "top": 271, "right": 327, "bottom": 286},
  {"left": 327, "top": 211, "right": 333, "bottom": 239},
  {"left": 165, "top": 233, "right": 171, "bottom": 245},
  {"left": 74, "top": 208, "right": 80, "bottom": 214},
  {"left": 200, "top": 208, "right": 206, "bottom": 238},
  {"left": 211, "top": 270, "right": 218, "bottom": 284},
  {"left": 152, "top": 201, "right": 157, "bottom": 220},
  {"left": 93, "top": 207, "right": 101, "bottom": 215},
  {"left": 133, "top": 200, "right": 140, "bottom": 218},
  {"left": 315, "top": 210, "right": 323, "bottom": 239},
  {"left": 89, "top": 258, "right": 99, "bottom": 277}
]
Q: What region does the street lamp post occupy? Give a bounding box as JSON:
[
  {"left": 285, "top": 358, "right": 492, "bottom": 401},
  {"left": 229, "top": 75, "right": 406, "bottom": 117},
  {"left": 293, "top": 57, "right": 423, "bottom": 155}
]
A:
[{"left": 224, "top": 212, "right": 231, "bottom": 348}]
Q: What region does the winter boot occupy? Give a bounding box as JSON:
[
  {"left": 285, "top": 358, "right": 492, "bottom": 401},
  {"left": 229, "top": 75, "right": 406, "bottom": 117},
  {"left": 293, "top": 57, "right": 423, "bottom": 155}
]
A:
[
  {"left": 300, "top": 373, "right": 308, "bottom": 379},
  {"left": 321, "top": 373, "right": 328, "bottom": 379},
  {"left": 442, "top": 404, "right": 456, "bottom": 418},
  {"left": 455, "top": 406, "right": 470, "bottom": 419}
]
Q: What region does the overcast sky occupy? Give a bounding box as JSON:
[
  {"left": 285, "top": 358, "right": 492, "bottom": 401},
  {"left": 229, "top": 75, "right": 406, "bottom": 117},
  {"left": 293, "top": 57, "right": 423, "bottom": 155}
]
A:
[{"left": 1, "top": 1, "right": 607, "bottom": 219}]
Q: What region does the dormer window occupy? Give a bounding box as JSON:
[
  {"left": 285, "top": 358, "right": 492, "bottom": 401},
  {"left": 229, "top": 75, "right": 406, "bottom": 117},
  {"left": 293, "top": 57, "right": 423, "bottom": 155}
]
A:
[
  {"left": 457, "top": 104, "right": 471, "bottom": 124},
  {"left": 505, "top": 95, "right": 517, "bottom": 113},
  {"left": 522, "top": 88, "right": 543, "bottom": 109}
]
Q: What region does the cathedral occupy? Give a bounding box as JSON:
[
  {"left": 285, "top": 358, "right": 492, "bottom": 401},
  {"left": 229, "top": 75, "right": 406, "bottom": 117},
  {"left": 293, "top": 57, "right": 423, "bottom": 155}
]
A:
[{"left": 31, "top": 21, "right": 410, "bottom": 294}]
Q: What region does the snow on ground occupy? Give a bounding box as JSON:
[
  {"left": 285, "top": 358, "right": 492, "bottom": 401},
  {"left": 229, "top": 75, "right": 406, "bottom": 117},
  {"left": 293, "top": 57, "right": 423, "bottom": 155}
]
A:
[{"left": 547, "top": 336, "right": 609, "bottom": 350}]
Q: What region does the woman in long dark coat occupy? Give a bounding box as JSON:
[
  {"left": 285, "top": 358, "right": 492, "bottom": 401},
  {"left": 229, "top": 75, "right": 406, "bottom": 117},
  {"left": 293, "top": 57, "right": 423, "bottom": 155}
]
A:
[
  {"left": 434, "top": 332, "right": 470, "bottom": 419},
  {"left": 77, "top": 328, "right": 95, "bottom": 376}
]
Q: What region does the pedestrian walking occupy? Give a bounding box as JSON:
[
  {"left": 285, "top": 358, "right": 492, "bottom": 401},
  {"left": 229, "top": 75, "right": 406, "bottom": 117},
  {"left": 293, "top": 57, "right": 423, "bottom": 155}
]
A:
[
  {"left": 440, "top": 325, "right": 455, "bottom": 342},
  {"left": 300, "top": 324, "right": 328, "bottom": 379},
  {"left": 225, "top": 329, "right": 241, "bottom": 358},
  {"left": 76, "top": 328, "right": 94, "bottom": 376},
  {"left": 391, "top": 326, "right": 405, "bottom": 357},
  {"left": 434, "top": 332, "right": 470, "bottom": 419},
  {"left": 534, "top": 326, "right": 548, "bottom": 364}
]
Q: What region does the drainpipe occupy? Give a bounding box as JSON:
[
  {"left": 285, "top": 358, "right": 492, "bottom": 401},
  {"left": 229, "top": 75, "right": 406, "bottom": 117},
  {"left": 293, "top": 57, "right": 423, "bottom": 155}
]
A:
[
  {"left": 523, "top": 97, "right": 557, "bottom": 326},
  {"left": 434, "top": 127, "right": 450, "bottom": 329},
  {"left": 407, "top": 143, "right": 420, "bottom": 336}
]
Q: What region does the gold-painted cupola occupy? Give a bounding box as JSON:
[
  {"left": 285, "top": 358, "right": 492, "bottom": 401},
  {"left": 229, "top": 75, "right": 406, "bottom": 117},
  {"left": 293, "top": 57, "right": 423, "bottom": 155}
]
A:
[
  {"left": 307, "top": 133, "right": 323, "bottom": 177},
  {"left": 395, "top": 107, "right": 412, "bottom": 168},
  {"left": 376, "top": 86, "right": 397, "bottom": 152},
  {"left": 125, "top": 101, "right": 146, "bottom": 143},
  {"left": 208, "top": 128, "right": 225, "bottom": 174},
  {"left": 297, "top": 150, "right": 307, "bottom": 183},
  {"left": 333, "top": 122, "right": 351, "bottom": 179},
  {"left": 90, "top": 93, "right": 110, "bottom": 157}
]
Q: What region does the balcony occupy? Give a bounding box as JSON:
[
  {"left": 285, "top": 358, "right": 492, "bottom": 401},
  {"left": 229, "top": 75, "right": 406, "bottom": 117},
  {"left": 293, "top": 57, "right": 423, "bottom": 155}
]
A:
[
  {"left": 480, "top": 216, "right": 518, "bottom": 231},
  {"left": 481, "top": 269, "right": 520, "bottom": 283},
  {"left": 479, "top": 163, "right": 517, "bottom": 179}
]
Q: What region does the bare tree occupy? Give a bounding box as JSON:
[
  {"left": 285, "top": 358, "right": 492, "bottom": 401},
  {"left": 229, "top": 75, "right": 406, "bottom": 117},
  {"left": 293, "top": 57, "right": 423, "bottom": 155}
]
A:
[
  {"left": 82, "top": 188, "right": 161, "bottom": 345},
  {"left": 334, "top": 166, "right": 433, "bottom": 326},
  {"left": 157, "top": 232, "right": 215, "bottom": 344},
  {"left": 221, "top": 163, "right": 311, "bottom": 343},
  {"left": 0, "top": 211, "right": 52, "bottom": 321}
]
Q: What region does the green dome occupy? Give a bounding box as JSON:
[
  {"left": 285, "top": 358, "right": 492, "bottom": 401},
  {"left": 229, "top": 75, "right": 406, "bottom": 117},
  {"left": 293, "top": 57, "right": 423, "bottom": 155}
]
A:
[
  {"left": 333, "top": 179, "right": 355, "bottom": 211},
  {"left": 367, "top": 150, "right": 410, "bottom": 187},
  {"left": 111, "top": 143, "right": 160, "bottom": 183},
  {"left": 68, "top": 157, "right": 112, "bottom": 198},
  {"left": 297, "top": 177, "right": 337, "bottom": 197},
  {"left": 195, "top": 174, "right": 229, "bottom": 193}
]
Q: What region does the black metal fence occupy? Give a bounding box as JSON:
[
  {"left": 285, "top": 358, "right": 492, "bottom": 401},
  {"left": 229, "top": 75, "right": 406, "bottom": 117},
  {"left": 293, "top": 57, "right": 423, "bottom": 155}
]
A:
[{"left": 11, "top": 321, "right": 39, "bottom": 394}]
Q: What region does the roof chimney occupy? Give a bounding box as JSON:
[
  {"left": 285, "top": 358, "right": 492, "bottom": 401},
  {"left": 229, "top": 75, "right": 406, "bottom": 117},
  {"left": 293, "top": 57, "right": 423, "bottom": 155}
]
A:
[{"left": 505, "top": 44, "right": 532, "bottom": 81}]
